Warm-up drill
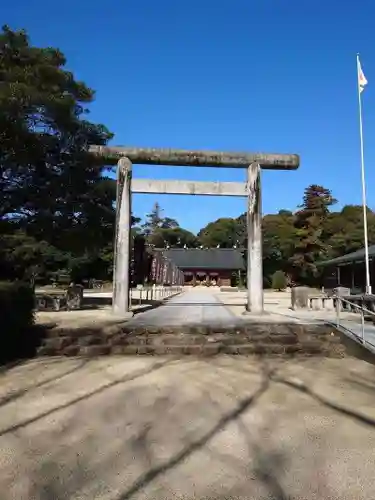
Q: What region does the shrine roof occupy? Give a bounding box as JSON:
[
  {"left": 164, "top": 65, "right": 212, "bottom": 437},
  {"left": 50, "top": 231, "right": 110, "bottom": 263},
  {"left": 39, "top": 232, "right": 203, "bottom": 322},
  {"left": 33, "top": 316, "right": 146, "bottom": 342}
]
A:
[{"left": 158, "top": 248, "right": 245, "bottom": 270}]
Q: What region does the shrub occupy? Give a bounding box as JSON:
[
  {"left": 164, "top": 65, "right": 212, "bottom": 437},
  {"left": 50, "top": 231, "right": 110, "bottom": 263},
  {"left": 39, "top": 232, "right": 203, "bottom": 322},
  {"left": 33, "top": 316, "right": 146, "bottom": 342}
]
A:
[
  {"left": 263, "top": 276, "right": 272, "bottom": 289},
  {"left": 272, "top": 270, "right": 287, "bottom": 291},
  {"left": 0, "top": 281, "right": 37, "bottom": 364}
]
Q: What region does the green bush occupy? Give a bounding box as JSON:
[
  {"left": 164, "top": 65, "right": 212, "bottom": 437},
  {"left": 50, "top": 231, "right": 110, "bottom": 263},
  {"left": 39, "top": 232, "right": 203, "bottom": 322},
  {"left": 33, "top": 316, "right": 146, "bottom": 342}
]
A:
[
  {"left": 0, "top": 281, "right": 37, "bottom": 364},
  {"left": 272, "top": 270, "right": 287, "bottom": 291},
  {"left": 263, "top": 276, "right": 272, "bottom": 289}
]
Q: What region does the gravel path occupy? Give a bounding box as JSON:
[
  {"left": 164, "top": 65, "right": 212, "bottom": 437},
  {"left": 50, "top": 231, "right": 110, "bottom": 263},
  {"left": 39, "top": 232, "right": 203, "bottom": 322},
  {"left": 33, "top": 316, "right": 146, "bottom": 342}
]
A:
[{"left": 1, "top": 356, "right": 375, "bottom": 499}]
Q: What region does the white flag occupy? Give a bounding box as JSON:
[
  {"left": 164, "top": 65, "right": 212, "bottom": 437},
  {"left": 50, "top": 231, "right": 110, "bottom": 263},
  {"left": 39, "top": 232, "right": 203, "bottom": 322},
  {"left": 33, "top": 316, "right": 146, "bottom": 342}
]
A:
[{"left": 358, "top": 57, "right": 368, "bottom": 93}]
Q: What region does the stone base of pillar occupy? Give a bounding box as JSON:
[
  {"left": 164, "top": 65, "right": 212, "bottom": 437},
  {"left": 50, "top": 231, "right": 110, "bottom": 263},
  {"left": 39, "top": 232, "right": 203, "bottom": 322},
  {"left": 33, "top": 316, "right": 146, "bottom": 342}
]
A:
[
  {"left": 241, "top": 309, "right": 270, "bottom": 317},
  {"left": 111, "top": 311, "right": 134, "bottom": 320}
]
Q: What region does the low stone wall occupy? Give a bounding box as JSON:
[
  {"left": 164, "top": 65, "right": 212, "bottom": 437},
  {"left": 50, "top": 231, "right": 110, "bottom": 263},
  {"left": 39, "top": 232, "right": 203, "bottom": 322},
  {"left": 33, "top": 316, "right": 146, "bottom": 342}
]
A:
[
  {"left": 308, "top": 296, "right": 336, "bottom": 310},
  {"left": 35, "top": 284, "right": 84, "bottom": 311},
  {"left": 37, "top": 323, "right": 345, "bottom": 358}
]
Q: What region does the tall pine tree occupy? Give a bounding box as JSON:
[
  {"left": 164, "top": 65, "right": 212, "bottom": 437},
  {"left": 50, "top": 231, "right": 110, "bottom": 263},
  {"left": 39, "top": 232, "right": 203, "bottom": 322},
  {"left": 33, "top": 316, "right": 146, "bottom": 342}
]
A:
[
  {"left": 289, "top": 185, "right": 336, "bottom": 283},
  {"left": 0, "top": 25, "right": 114, "bottom": 255}
]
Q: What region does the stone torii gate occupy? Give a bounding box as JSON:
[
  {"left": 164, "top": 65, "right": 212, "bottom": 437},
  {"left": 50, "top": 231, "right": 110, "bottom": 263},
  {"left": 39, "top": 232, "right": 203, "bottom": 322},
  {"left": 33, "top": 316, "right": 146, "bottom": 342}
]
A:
[{"left": 90, "top": 146, "right": 300, "bottom": 315}]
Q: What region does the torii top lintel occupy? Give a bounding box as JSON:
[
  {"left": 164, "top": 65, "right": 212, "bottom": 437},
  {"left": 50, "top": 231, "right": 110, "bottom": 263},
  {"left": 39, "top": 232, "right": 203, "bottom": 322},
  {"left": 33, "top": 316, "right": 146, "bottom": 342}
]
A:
[{"left": 89, "top": 146, "right": 300, "bottom": 170}]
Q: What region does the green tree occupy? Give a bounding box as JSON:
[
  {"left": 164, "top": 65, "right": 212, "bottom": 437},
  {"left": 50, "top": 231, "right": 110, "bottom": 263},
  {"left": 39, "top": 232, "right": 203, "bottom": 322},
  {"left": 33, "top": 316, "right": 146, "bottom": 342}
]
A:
[
  {"left": 149, "top": 227, "right": 198, "bottom": 248},
  {"left": 142, "top": 202, "right": 179, "bottom": 237},
  {"left": 324, "top": 205, "right": 375, "bottom": 258},
  {"left": 0, "top": 231, "right": 68, "bottom": 283},
  {"left": 289, "top": 185, "right": 336, "bottom": 283},
  {"left": 142, "top": 202, "right": 163, "bottom": 236},
  {"left": 131, "top": 214, "right": 143, "bottom": 238},
  {"left": 160, "top": 217, "right": 179, "bottom": 229},
  {"left": 272, "top": 270, "right": 287, "bottom": 291},
  {"left": 141, "top": 202, "right": 183, "bottom": 247},
  {"left": 262, "top": 211, "right": 296, "bottom": 281},
  {"left": 0, "top": 25, "right": 114, "bottom": 257},
  {"left": 198, "top": 217, "right": 244, "bottom": 248}
]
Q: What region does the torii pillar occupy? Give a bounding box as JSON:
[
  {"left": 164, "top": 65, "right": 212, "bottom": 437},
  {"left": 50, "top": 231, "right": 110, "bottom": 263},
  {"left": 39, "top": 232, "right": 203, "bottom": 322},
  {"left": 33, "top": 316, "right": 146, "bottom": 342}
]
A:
[
  {"left": 246, "top": 162, "right": 263, "bottom": 314},
  {"left": 112, "top": 157, "right": 132, "bottom": 315}
]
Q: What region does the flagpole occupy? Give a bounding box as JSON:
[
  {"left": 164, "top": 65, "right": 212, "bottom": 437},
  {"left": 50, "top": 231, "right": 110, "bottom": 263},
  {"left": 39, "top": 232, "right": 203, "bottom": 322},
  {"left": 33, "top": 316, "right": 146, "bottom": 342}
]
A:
[{"left": 357, "top": 53, "right": 372, "bottom": 294}]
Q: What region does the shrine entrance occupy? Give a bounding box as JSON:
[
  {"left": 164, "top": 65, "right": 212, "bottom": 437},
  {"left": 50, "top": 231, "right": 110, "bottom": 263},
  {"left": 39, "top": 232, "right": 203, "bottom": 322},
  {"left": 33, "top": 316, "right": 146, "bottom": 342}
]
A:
[{"left": 90, "top": 146, "right": 300, "bottom": 315}]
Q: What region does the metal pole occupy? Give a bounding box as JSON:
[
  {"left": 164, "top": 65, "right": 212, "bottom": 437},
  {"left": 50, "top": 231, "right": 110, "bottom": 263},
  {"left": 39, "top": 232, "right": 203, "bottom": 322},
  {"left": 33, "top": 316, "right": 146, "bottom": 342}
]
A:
[
  {"left": 357, "top": 54, "right": 372, "bottom": 294},
  {"left": 335, "top": 297, "right": 341, "bottom": 328},
  {"left": 361, "top": 304, "right": 365, "bottom": 343}
]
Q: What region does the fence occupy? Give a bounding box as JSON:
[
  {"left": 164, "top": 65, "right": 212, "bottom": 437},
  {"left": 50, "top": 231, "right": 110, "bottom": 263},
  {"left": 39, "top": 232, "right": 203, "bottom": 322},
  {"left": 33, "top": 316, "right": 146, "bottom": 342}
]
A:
[
  {"left": 334, "top": 295, "right": 375, "bottom": 353},
  {"left": 149, "top": 250, "right": 184, "bottom": 286}
]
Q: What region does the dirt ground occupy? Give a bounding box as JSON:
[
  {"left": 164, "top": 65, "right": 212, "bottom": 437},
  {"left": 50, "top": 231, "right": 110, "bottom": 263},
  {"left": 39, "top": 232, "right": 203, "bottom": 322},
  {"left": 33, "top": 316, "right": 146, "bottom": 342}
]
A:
[
  {"left": 1, "top": 355, "right": 375, "bottom": 499},
  {"left": 217, "top": 289, "right": 361, "bottom": 323}
]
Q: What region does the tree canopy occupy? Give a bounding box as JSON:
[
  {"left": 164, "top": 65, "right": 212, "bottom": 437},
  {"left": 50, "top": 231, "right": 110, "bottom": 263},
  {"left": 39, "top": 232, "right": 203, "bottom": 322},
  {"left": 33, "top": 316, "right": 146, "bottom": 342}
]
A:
[
  {"left": 0, "top": 26, "right": 114, "bottom": 243},
  {"left": 0, "top": 25, "right": 115, "bottom": 283}
]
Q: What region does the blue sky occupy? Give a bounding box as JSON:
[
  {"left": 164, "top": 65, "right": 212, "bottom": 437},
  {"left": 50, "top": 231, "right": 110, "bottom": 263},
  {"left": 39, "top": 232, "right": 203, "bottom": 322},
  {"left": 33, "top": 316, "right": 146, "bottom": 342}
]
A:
[{"left": 2, "top": 0, "right": 375, "bottom": 232}]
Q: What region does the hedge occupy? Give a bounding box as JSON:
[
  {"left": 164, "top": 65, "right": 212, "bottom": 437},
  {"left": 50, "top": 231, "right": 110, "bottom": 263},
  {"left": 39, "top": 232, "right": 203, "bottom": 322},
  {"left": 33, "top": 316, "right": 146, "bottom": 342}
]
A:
[{"left": 0, "top": 281, "right": 37, "bottom": 364}]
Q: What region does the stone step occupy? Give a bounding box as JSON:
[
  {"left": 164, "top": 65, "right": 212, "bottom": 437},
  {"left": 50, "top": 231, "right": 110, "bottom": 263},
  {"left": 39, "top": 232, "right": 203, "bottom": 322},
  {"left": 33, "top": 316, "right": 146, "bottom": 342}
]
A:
[
  {"left": 106, "top": 333, "right": 300, "bottom": 346},
  {"left": 46, "top": 323, "right": 337, "bottom": 338},
  {"left": 36, "top": 322, "right": 345, "bottom": 358},
  {"left": 40, "top": 332, "right": 341, "bottom": 348},
  {"left": 37, "top": 337, "right": 343, "bottom": 358},
  {"left": 37, "top": 343, "right": 343, "bottom": 357}
]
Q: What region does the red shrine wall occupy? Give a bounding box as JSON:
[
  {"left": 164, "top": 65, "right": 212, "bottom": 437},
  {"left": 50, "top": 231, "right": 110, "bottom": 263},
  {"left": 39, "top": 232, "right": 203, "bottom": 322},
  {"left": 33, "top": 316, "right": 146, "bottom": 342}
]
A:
[{"left": 182, "top": 269, "right": 233, "bottom": 287}]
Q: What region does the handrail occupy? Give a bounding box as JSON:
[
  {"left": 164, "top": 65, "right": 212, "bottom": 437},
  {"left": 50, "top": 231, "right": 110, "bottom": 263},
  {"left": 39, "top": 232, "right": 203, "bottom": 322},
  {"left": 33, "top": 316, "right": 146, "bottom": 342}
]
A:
[
  {"left": 334, "top": 295, "right": 375, "bottom": 349},
  {"left": 334, "top": 295, "right": 375, "bottom": 318}
]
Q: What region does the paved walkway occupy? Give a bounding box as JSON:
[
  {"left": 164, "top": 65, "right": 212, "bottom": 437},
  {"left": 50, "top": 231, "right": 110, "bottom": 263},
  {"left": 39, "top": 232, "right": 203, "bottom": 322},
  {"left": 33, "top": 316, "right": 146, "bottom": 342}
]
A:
[
  {"left": 125, "top": 289, "right": 240, "bottom": 327},
  {"left": 336, "top": 320, "right": 375, "bottom": 353}
]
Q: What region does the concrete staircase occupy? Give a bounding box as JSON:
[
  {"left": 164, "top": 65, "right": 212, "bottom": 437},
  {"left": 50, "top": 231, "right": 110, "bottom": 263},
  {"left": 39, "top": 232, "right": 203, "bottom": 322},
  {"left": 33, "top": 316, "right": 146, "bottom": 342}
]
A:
[{"left": 37, "top": 323, "right": 345, "bottom": 358}]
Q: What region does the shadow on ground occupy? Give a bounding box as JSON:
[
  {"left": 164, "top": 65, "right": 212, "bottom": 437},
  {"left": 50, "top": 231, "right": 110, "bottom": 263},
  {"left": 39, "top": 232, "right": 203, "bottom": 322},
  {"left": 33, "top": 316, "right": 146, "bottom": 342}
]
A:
[{"left": 1, "top": 356, "right": 375, "bottom": 499}]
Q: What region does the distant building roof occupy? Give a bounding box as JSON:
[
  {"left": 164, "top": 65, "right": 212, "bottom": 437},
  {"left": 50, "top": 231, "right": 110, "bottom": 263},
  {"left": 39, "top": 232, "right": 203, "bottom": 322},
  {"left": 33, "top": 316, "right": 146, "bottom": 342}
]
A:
[
  {"left": 318, "top": 245, "right": 375, "bottom": 267},
  {"left": 159, "top": 248, "right": 245, "bottom": 270}
]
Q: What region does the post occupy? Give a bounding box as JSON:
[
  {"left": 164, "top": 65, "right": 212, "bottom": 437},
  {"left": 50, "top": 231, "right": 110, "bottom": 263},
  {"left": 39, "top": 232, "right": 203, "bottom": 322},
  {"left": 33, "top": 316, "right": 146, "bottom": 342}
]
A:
[
  {"left": 356, "top": 54, "right": 371, "bottom": 294},
  {"left": 335, "top": 296, "right": 341, "bottom": 328},
  {"left": 246, "top": 162, "right": 263, "bottom": 313},
  {"left": 113, "top": 157, "right": 132, "bottom": 315}
]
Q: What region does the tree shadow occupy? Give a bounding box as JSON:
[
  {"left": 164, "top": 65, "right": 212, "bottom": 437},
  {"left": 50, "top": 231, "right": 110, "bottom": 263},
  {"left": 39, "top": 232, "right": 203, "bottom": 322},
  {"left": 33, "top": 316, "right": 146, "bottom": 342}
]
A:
[
  {"left": 0, "top": 359, "right": 90, "bottom": 408},
  {"left": 343, "top": 371, "right": 375, "bottom": 393},
  {"left": 202, "top": 392, "right": 290, "bottom": 499},
  {"left": 113, "top": 358, "right": 375, "bottom": 500},
  {"left": 273, "top": 374, "right": 375, "bottom": 429},
  {"left": 201, "top": 363, "right": 291, "bottom": 500},
  {"left": 0, "top": 358, "right": 175, "bottom": 437},
  {"left": 6, "top": 357, "right": 375, "bottom": 500},
  {"left": 251, "top": 443, "right": 290, "bottom": 500},
  {"left": 114, "top": 364, "right": 271, "bottom": 500}
]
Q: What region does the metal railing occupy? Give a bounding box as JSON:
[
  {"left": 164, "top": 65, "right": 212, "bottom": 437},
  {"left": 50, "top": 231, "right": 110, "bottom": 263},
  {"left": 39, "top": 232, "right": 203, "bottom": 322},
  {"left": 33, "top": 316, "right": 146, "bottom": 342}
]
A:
[
  {"left": 129, "top": 285, "right": 183, "bottom": 306},
  {"left": 334, "top": 295, "right": 375, "bottom": 349}
]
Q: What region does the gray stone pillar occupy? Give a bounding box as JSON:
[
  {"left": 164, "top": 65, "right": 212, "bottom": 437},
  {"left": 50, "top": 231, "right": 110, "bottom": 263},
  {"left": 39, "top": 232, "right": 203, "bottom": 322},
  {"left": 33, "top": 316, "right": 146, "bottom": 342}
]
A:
[
  {"left": 113, "top": 157, "right": 132, "bottom": 315},
  {"left": 246, "top": 162, "right": 263, "bottom": 313}
]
